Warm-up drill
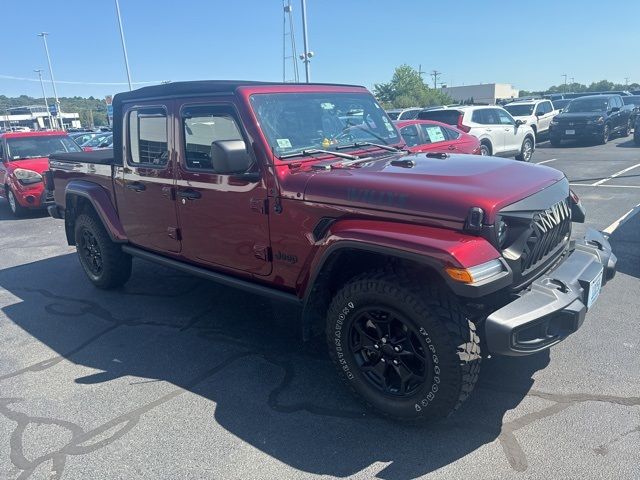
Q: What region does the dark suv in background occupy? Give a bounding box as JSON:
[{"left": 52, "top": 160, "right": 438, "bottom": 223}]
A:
[{"left": 549, "top": 94, "right": 633, "bottom": 146}]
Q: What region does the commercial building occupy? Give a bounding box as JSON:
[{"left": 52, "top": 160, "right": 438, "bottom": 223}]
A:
[
  {"left": 0, "top": 105, "right": 81, "bottom": 130},
  {"left": 441, "top": 83, "right": 519, "bottom": 105}
]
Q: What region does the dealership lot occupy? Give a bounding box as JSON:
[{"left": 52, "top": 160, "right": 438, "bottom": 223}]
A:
[{"left": 0, "top": 138, "right": 639, "bottom": 479}]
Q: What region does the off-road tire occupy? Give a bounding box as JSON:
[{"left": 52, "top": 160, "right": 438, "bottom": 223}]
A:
[
  {"left": 326, "top": 270, "right": 481, "bottom": 422},
  {"left": 515, "top": 136, "right": 534, "bottom": 161},
  {"left": 6, "top": 187, "right": 27, "bottom": 217},
  {"left": 74, "top": 213, "right": 132, "bottom": 289}
]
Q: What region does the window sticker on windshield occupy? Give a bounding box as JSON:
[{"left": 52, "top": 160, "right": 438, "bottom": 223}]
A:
[
  {"left": 425, "top": 127, "right": 445, "bottom": 142},
  {"left": 382, "top": 117, "right": 395, "bottom": 132},
  {"left": 276, "top": 138, "right": 292, "bottom": 149}
]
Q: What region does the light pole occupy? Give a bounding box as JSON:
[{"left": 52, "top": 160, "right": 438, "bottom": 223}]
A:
[
  {"left": 37, "top": 32, "right": 62, "bottom": 129},
  {"left": 299, "top": 0, "right": 313, "bottom": 83},
  {"left": 114, "top": 0, "right": 133, "bottom": 91},
  {"left": 562, "top": 74, "right": 567, "bottom": 92},
  {"left": 34, "top": 69, "right": 53, "bottom": 130}
]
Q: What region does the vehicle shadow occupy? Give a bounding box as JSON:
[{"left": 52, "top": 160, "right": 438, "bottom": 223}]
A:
[
  {"left": 0, "top": 198, "right": 49, "bottom": 221},
  {"left": 0, "top": 254, "right": 549, "bottom": 478},
  {"left": 615, "top": 139, "right": 639, "bottom": 148},
  {"left": 607, "top": 206, "right": 640, "bottom": 279}
]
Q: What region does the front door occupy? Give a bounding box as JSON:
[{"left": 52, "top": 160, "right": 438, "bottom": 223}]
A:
[
  {"left": 496, "top": 108, "right": 520, "bottom": 154},
  {"left": 119, "top": 103, "right": 180, "bottom": 253},
  {"left": 174, "top": 101, "right": 271, "bottom": 276}
]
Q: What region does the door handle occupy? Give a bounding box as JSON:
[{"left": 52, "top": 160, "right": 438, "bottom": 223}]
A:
[
  {"left": 126, "top": 181, "right": 146, "bottom": 192},
  {"left": 504, "top": 128, "right": 511, "bottom": 131},
  {"left": 485, "top": 129, "right": 492, "bottom": 132},
  {"left": 177, "top": 189, "right": 201, "bottom": 200},
  {"left": 447, "top": 145, "right": 456, "bottom": 150}
]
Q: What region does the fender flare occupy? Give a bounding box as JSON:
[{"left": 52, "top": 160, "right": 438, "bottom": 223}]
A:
[
  {"left": 299, "top": 219, "right": 508, "bottom": 339},
  {"left": 64, "top": 180, "right": 127, "bottom": 243}
]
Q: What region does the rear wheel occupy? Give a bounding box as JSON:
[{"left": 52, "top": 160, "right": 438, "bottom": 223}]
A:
[
  {"left": 599, "top": 124, "right": 610, "bottom": 145},
  {"left": 6, "top": 188, "right": 26, "bottom": 217},
  {"left": 74, "top": 213, "right": 132, "bottom": 289},
  {"left": 515, "top": 136, "right": 534, "bottom": 161},
  {"left": 479, "top": 142, "right": 491, "bottom": 156},
  {"left": 326, "top": 271, "right": 481, "bottom": 421},
  {"left": 622, "top": 119, "right": 632, "bottom": 137}
]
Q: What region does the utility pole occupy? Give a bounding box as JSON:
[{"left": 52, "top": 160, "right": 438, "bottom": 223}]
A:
[
  {"left": 299, "top": 0, "right": 313, "bottom": 83},
  {"left": 418, "top": 64, "right": 424, "bottom": 79},
  {"left": 625, "top": 77, "right": 629, "bottom": 86},
  {"left": 34, "top": 69, "right": 52, "bottom": 130},
  {"left": 430, "top": 70, "right": 442, "bottom": 89},
  {"left": 115, "top": 0, "right": 133, "bottom": 91},
  {"left": 282, "top": 0, "right": 299, "bottom": 82},
  {"left": 562, "top": 74, "right": 567, "bottom": 92},
  {"left": 37, "top": 32, "right": 61, "bottom": 130},
  {"left": 570, "top": 77, "right": 574, "bottom": 84}
]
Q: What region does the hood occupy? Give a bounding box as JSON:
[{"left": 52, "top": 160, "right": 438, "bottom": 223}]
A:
[
  {"left": 555, "top": 112, "right": 605, "bottom": 121},
  {"left": 297, "top": 153, "right": 564, "bottom": 224},
  {"left": 5, "top": 157, "right": 50, "bottom": 175}
]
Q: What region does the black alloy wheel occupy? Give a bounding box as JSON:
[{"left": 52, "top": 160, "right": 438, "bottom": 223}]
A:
[
  {"left": 348, "top": 307, "right": 431, "bottom": 397},
  {"left": 80, "top": 227, "right": 103, "bottom": 276}
]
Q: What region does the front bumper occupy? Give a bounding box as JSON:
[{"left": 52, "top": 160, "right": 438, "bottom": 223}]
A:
[
  {"left": 549, "top": 124, "right": 604, "bottom": 140},
  {"left": 485, "top": 228, "right": 616, "bottom": 356}
]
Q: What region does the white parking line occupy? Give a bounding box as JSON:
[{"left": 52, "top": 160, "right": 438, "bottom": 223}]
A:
[
  {"left": 569, "top": 183, "right": 640, "bottom": 189},
  {"left": 591, "top": 163, "right": 640, "bottom": 186},
  {"left": 603, "top": 203, "right": 640, "bottom": 234},
  {"left": 536, "top": 158, "right": 557, "bottom": 165}
]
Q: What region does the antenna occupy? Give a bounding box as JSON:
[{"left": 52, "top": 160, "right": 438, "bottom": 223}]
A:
[{"left": 282, "top": 0, "right": 299, "bottom": 83}]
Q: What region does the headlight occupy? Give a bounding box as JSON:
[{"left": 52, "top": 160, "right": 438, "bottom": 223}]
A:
[
  {"left": 445, "top": 259, "right": 506, "bottom": 284},
  {"left": 550, "top": 119, "right": 559, "bottom": 126},
  {"left": 13, "top": 168, "right": 43, "bottom": 185},
  {"left": 587, "top": 117, "right": 604, "bottom": 125}
]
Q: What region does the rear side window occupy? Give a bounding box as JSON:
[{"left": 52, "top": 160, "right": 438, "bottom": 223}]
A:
[
  {"left": 128, "top": 107, "right": 168, "bottom": 166},
  {"left": 472, "top": 109, "right": 499, "bottom": 124},
  {"left": 399, "top": 125, "right": 421, "bottom": 147},
  {"left": 416, "top": 109, "right": 461, "bottom": 126},
  {"left": 418, "top": 124, "right": 447, "bottom": 144},
  {"left": 444, "top": 127, "right": 461, "bottom": 140},
  {"left": 181, "top": 105, "right": 244, "bottom": 171}
]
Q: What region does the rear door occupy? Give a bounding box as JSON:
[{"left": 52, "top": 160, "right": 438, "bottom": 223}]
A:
[
  {"left": 119, "top": 103, "right": 181, "bottom": 253},
  {"left": 535, "top": 101, "right": 554, "bottom": 133},
  {"left": 174, "top": 101, "right": 271, "bottom": 276}
]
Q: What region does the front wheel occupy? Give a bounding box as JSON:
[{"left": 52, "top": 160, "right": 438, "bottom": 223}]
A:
[
  {"left": 599, "top": 125, "right": 610, "bottom": 145},
  {"left": 515, "top": 136, "right": 534, "bottom": 161},
  {"left": 479, "top": 143, "right": 491, "bottom": 156},
  {"left": 622, "top": 120, "right": 632, "bottom": 137},
  {"left": 6, "top": 188, "right": 27, "bottom": 217},
  {"left": 74, "top": 213, "right": 132, "bottom": 289},
  {"left": 326, "top": 271, "right": 481, "bottom": 422}
]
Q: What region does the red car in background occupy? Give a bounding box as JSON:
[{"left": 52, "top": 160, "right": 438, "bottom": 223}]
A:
[
  {"left": 0, "top": 130, "right": 81, "bottom": 216},
  {"left": 394, "top": 119, "right": 481, "bottom": 155}
]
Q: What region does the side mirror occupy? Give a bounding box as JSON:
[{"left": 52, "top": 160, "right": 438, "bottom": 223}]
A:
[
  {"left": 515, "top": 119, "right": 526, "bottom": 126},
  {"left": 210, "top": 139, "right": 252, "bottom": 174},
  {"left": 611, "top": 106, "right": 620, "bottom": 113}
]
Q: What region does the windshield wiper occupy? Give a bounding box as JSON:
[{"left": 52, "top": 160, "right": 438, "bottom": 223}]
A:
[
  {"left": 278, "top": 149, "right": 358, "bottom": 160},
  {"left": 335, "top": 141, "right": 400, "bottom": 152}
]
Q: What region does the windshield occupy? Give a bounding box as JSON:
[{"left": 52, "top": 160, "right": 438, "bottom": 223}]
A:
[
  {"left": 83, "top": 134, "right": 112, "bottom": 147},
  {"left": 565, "top": 97, "right": 609, "bottom": 113},
  {"left": 504, "top": 104, "right": 535, "bottom": 116},
  {"left": 250, "top": 92, "right": 400, "bottom": 158},
  {"left": 6, "top": 135, "right": 81, "bottom": 160}
]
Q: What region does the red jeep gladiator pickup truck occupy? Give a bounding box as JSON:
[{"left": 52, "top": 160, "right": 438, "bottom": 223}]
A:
[{"left": 46, "top": 81, "right": 616, "bottom": 421}]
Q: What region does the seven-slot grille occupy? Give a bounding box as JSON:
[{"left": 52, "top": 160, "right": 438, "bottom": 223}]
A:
[{"left": 521, "top": 198, "right": 571, "bottom": 273}]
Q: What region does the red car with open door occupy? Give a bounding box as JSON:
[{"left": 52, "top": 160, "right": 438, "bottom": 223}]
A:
[{"left": 395, "top": 119, "right": 481, "bottom": 155}]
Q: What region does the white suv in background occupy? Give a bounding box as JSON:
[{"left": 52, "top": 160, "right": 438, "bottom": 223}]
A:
[
  {"left": 503, "top": 99, "right": 558, "bottom": 139},
  {"left": 417, "top": 105, "right": 536, "bottom": 161}
]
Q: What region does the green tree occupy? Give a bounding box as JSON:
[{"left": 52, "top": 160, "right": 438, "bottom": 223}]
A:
[{"left": 374, "top": 65, "right": 452, "bottom": 108}]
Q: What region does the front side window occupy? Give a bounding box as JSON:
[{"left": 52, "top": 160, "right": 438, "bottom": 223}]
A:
[
  {"left": 496, "top": 109, "right": 515, "bottom": 125},
  {"left": 6, "top": 135, "right": 81, "bottom": 160},
  {"left": 182, "top": 105, "right": 244, "bottom": 171},
  {"left": 250, "top": 92, "right": 400, "bottom": 157},
  {"left": 128, "top": 107, "right": 168, "bottom": 166}
]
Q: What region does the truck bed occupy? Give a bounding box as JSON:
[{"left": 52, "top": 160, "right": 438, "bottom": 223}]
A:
[{"left": 49, "top": 150, "right": 118, "bottom": 165}]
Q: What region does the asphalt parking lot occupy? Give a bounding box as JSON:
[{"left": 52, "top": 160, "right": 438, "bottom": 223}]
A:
[{"left": 0, "top": 136, "right": 639, "bottom": 480}]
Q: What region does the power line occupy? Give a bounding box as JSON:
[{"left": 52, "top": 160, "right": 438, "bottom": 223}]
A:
[
  {"left": 0, "top": 74, "right": 163, "bottom": 85},
  {"left": 430, "top": 70, "right": 442, "bottom": 89}
]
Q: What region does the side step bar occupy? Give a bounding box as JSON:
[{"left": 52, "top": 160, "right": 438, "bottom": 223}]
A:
[{"left": 122, "top": 245, "right": 301, "bottom": 305}]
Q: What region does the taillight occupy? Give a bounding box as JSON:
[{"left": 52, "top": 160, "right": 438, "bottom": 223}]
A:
[{"left": 457, "top": 114, "right": 471, "bottom": 133}]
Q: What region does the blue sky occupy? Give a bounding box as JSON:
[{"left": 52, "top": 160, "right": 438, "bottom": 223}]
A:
[{"left": 1, "top": 0, "right": 638, "bottom": 99}]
